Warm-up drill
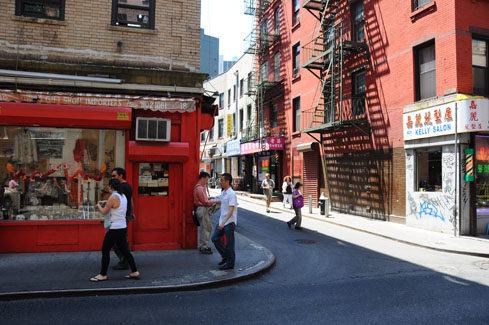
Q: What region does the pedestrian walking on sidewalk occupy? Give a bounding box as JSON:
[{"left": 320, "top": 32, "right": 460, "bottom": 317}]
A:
[
  {"left": 91, "top": 178, "right": 139, "bottom": 282},
  {"left": 261, "top": 173, "right": 275, "bottom": 213},
  {"left": 282, "top": 176, "right": 293, "bottom": 209},
  {"left": 211, "top": 173, "right": 238, "bottom": 270},
  {"left": 193, "top": 171, "right": 220, "bottom": 254},
  {"left": 287, "top": 182, "right": 304, "bottom": 230},
  {"left": 110, "top": 167, "right": 135, "bottom": 270}
]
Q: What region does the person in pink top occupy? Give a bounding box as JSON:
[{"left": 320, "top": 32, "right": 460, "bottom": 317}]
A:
[{"left": 193, "top": 171, "right": 220, "bottom": 254}]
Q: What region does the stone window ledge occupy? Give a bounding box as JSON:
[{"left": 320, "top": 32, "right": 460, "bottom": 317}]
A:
[
  {"left": 107, "top": 25, "right": 158, "bottom": 35},
  {"left": 11, "top": 15, "right": 68, "bottom": 26},
  {"left": 410, "top": 1, "right": 437, "bottom": 22}
]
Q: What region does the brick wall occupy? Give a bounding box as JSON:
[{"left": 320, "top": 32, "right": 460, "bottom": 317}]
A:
[{"left": 0, "top": 0, "right": 201, "bottom": 71}]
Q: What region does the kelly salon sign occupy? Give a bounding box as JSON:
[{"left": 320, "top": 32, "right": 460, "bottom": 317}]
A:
[
  {"left": 240, "top": 137, "right": 285, "bottom": 155},
  {"left": 403, "top": 98, "right": 489, "bottom": 141}
]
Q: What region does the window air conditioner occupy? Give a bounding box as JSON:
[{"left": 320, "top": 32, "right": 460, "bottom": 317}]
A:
[{"left": 135, "top": 117, "right": 171, "bottom": 142}]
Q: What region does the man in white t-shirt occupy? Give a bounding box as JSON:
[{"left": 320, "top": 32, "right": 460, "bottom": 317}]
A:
[{"left": 211, "top": 173, "right": 237, "bottom": 270}]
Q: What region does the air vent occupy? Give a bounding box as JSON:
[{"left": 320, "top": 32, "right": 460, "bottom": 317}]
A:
[{"left": 135, "top": 117, "right": 171, "bottom": 142}]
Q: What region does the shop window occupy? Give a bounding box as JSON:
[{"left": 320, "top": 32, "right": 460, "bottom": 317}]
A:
[
  {"left": 473, "top": 38, "right": 488, "bottom": 96},
  {"left": 352, "top": 1, "right": 364, "bottom": 42},
  {"left": 292, "top": 0, "right": 300, "bottom": 25},
  {"left": 415, "top": 41, "right": 436, "bottom": 101},
  {"left": 292, "top": 43, "right": 300, "bottom": 77},
  {"left": 15, "top": 0, "right": 65, "bottom": 20},
  {"left": 0, "top": 126, "right": 125, "bottom": 221},
  {"left": 413, "top": 0, "right": 433, "bottom": 11},
  {"left": 416, "top": 148, "right": 442, "bottom": 192},
  {"left": 111, "top": 0, "right": 155, "bottom": 29},
  {"left": 137, "top": 162, "right": 169, "bottom": 197},
  {"left": 136, "top": 117, "right": 170, "bottom": 142},
  {"left": 475, "top": 135, "right": 489, "bottom": 211},
  {"left": 218, "top": 119, "right": 224, "bottom": 138},
  {"left": 293, "top": 97, "right": 301, "bottom": 132},
  {"left": 352, "top": 70, "right": 366, "bottom": 116},
  {"left": 219, "top": 93, "right": 224, "bottom": 109},
  {"left": 274, "top": 51, "right": 281, "bottom": 81}
]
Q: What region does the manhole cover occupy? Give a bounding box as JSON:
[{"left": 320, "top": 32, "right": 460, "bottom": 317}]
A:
[
  {"left": 295, "top": 239, "right": 316, "bottom": 245},
  {"left": 478, "top": 262, "right": 489, "bottom": 270}
]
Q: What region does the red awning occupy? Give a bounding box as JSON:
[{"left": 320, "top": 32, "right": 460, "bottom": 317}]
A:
[
  {"left": 0, "top": 102, "right": 132, "bottom": 129},
  {"left": 127, "top": 141, "right": 189, "bottom": 162}
]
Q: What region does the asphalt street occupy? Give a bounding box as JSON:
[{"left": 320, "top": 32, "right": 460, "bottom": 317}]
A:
[{"left": 2, "top": 199, "right": 489, "bottom": 324}]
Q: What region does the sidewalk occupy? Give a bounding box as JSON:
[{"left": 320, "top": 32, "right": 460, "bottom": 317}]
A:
[
  {"left": 0, "top": 230, "right": 275, "bottom": 300},
  {"left": 213, "top": 189, "right": 489, "bottom": 259}
]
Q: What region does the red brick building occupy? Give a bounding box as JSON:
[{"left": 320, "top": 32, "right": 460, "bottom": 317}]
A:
[{"left": 249, "top": 0, "right": 489, "bottom": 233}]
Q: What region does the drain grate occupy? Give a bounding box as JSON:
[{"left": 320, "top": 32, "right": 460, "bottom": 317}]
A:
[{"left": 295, "top": 239, "right": 316, "bottom": 245}]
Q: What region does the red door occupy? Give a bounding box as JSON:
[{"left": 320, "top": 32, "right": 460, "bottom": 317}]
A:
[{"left": 132, "top": 162, "right": 182, "bottom": 250}]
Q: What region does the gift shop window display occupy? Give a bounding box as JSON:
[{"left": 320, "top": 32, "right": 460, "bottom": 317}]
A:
[{"left": 0, "top": 126, "right": 124, "bottom": 221}]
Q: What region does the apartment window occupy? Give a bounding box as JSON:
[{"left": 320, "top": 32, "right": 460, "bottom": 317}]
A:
[
  {"left": 352, "top": 1, "right": 364, "bottom": 42},
  {"left": 274, "top": 52, "right": 281, "bottom": 81},
  {"left": 413, "top": 0, "right": 433, "bottom": 11},
  {"left": 239, "top": 109, "right": 244, "bottom": 131},
  {"left": 219, "top": 93, "right": 224, "bottom": 108},
  {"left": 247, "top": 72, "right": 252, "bottom": 93},
  {"left": 209, "top": 126, "right": 214, "bottom": 140},
  {"left": 227, "top": 89, "right": 231, "bottom": 106},
  {"left": 111, "top": 0, "right": 155, "bottom": 29},
  {"left": 233, "top": 85, "right": 236, "bottom": 102},
  {"left": 293, "top": 97, "right": 300, "bottom": 132},
  {"left": 16, "top": 0, "right": 65, "bottom": 20},
  {"left": 416, "top": 148, "right": 442, "bottom": 192},
  {"left": 200, "top": 131, "right": 206, "bottom": 142},
  {"left": 232, "top": 114, "right": 236, "bottom": 135},
  {"left": 352, "top": 70, "right": 366, "bottom": 116},
  {"left": 271, "top": 104, "right": 278, "bottom": 128},
  {"left": 274, "top": 8, "right": 281, "bottom": 35},
  {"left": 473, "top": 39, "right": 488, "bottom": 95},
  {"left": 218, "top": 119, "right": 224, "bottom": 138},
  {"left": 260, "top": 62, "right": 269, "bottom": 83},
  {"left": 292, "top": 0, "right": 300, "bottom": 25},
  {"left": 292, "top": 43, "right": 300, "bottom": 77},
  {"left": 415, "top": 42, "right": 436, "bottom": 101},
  {"left": 240, "top": 79, "right": 244, "bottom": 96},
  {"left": 247, "top": 104, "right": 252, "bottom": 123}
]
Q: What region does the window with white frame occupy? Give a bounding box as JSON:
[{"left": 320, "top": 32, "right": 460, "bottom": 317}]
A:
[
  {"left": 293, "top": 97, "right": 300, "bottom": 132},
  {"left": 292, "top": 0, "right": 300, "bottom": 25},
  {"left": 292, "top": 43, "right": 300, "bottom": 77},
  {"left": 219, "top": 93, "right": 224, "bottom": 108},
  {"left": 218, "top": 119, "right": 224, "bottom": 138}
]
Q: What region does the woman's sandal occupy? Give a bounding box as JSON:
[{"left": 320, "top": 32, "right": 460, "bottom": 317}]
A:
[
  {"left": 125, "top": 271, "right": 140, "bottom": 280},
  {"left": 90, "top": 274, "right": 107, "bottom": 282}
]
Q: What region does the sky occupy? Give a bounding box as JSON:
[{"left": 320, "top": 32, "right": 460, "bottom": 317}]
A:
[{"left": 201, "top": 0, "right": 253, "bottom": 61}]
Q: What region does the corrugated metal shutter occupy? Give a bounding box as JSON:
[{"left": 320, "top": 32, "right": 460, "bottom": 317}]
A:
[{"left": 303, "top": 150, "right": 319, "bottom": 206}]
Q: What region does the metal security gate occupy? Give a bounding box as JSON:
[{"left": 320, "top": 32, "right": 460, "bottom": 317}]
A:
[{"left": 303, "top": 149, "right": 319, "bottom": 207}]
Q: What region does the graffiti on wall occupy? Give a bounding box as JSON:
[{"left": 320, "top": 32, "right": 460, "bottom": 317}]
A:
[{"left": 419, "top": 201, "right": 445, "bottom": 222}]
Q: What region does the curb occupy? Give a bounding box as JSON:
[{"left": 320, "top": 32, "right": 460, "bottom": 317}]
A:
[
  {"left": 0, "top": 238, "right": 276, "bottom": 301},
  {"left": 232, "top": 193, "right": 489, "bottom": 259}
]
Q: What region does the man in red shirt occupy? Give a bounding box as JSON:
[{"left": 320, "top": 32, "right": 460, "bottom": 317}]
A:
[{"left": 193, "top": 172, "right": 219, "bottom": 254}]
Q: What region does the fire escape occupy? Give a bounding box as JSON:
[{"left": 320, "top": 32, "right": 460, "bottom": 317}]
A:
[
  {"left": 301, "top": 0, "right": 370, "bottom": 137},
  {"left": 243, "top": 0, "right": 284, "bottom": 143}
]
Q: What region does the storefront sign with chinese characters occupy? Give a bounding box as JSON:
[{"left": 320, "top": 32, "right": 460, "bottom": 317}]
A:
[
  {"left": 403, "top": 98, "right": 489, "bottom": 141},
  {"left": 240, "top": 137, "right": 285, "bottom": 155},
  {"left": 226, "top": 139, "right": 241, "bottom": 157}
]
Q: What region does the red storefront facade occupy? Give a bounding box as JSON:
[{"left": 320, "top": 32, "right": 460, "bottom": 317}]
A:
[{"left": 0, "top": 92, "right": 214, "bottom": 253}]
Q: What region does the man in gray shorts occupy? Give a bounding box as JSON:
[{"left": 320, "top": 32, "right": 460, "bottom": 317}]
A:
[{"left": 261, "top": 173, "right": 275, "bottom": 213}]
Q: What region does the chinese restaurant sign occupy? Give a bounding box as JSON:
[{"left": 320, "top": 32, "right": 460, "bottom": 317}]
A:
[
  {"left": 240, "top": 137, "right": 285, "bottom": 155},
  {"left": 403, "top": 98, "right": 489, "bottom": 141},
  {"left": 226, "top": 139, "right": 241, "bottom": 157}
]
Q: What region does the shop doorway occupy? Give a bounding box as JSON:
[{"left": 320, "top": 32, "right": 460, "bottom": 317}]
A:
[{"left": 132, "top": 162, "right": 182, "bottom": 250}]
